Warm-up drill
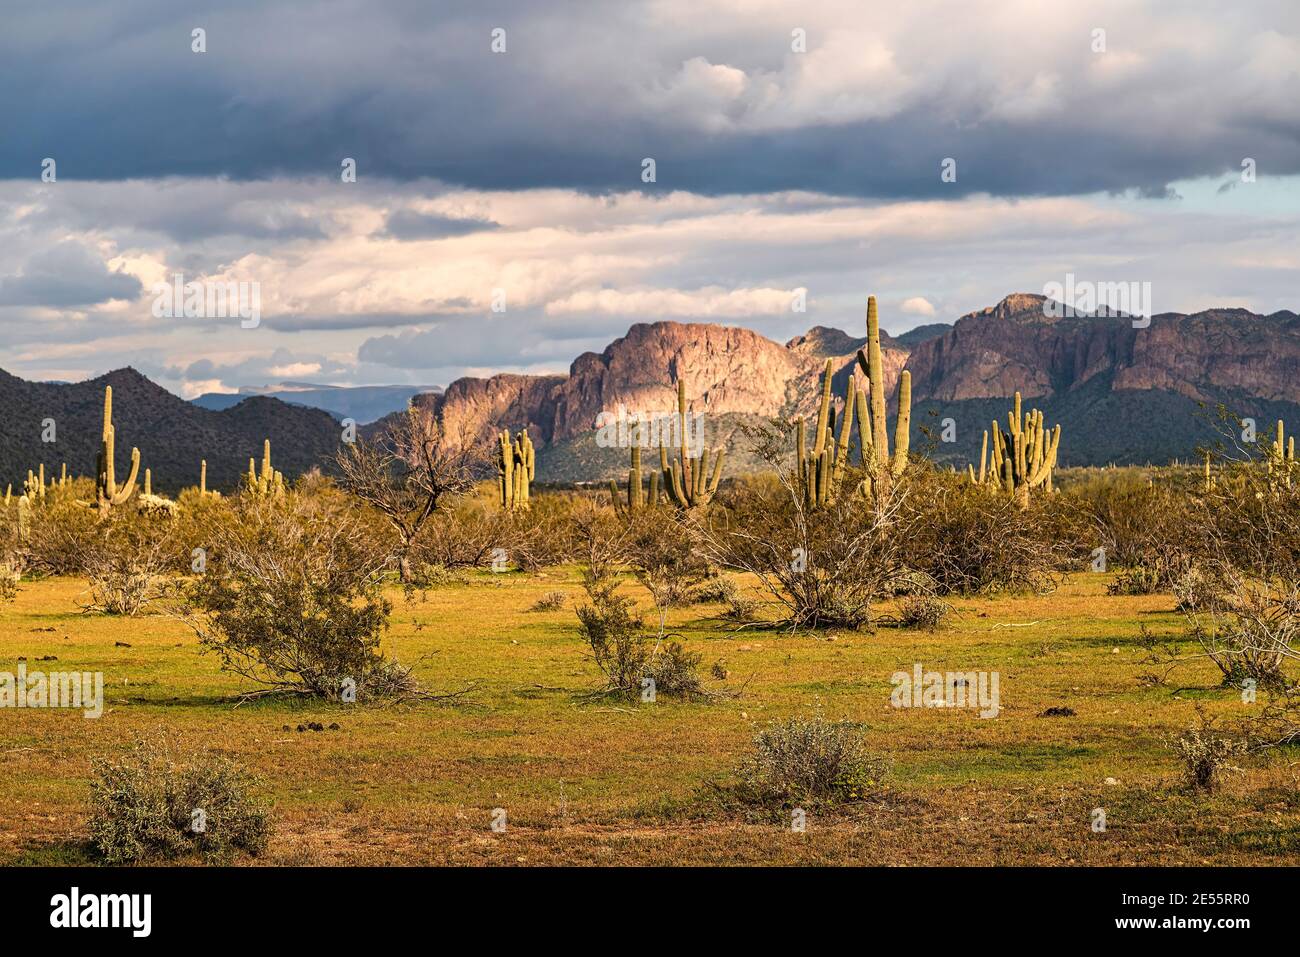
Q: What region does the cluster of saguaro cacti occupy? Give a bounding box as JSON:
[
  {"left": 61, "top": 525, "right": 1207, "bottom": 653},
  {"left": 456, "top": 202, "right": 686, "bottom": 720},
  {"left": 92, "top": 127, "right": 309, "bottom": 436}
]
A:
[
  {"left": 23, "top": 465, "right": 46, "bottom": 502},
  {"left": 95, "top": 385, "right": 141, "bottom": 515},
  {"left": 246, "top": 440, "right": 286, "bottom": 497},
  {"left": 659, "top": 379, "right": 725, "bottom": 511},
  {"left": 968, "top": 392, "right": 1061, "bottom": 509},
  {"left": 497, "top": 429, "right": 535, "bottom": 511},
  {"left": 795, "top": 296, "right": 911, "bottom": 508},
  {"left": 610, "top": 438, "right": 662, "bottom": 519}
]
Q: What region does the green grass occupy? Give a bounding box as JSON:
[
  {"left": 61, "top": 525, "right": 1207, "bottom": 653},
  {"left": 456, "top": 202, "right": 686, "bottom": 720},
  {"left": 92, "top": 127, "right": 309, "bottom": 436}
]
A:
[{"left": 0, "top": 568, "right": 1296, "bottom": 866}]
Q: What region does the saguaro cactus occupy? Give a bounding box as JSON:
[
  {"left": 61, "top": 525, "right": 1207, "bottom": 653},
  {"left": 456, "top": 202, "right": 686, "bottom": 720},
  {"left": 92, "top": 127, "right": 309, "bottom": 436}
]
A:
[
  {"left": 95, "top": 385, "right": 141, "bottom": 515},
  {"left": 659, "top": 379, "right": 725, "bottom": 511},
  {"left": 246, "top": 440, "right": 285, "bottom": 497},
  {"left": 854, "top": 296, "right": 912, "bottom": 503},
  {"left": 610, "top": 433, "right": 663, "bottom": 519},
  {"left": 789, "top": 296, "right": 909, "bottom": 510},
  {"left": 970, "top": 392, "right": 1061, "bottom": 509},
  {"left": 797, "top": 359, "right": 862, "bottom": 506},
  {"left": 497, "top": 429, "right": 535, "bottom": 511},
  {"left": 17, "top": 494, "right": 31, "bottom": 543},
  {"left": 1268, "top": 419, "right": 1295, "bottom": 489}
]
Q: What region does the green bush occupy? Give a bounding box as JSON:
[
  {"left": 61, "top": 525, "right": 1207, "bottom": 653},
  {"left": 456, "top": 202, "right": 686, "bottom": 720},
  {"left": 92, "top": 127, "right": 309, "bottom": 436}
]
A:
[
  {"left": 89, "top": 738, "right": 271, "bottom": 864},
  {"left": 728, "top": 714, "right": 887, "bottom": 813}
]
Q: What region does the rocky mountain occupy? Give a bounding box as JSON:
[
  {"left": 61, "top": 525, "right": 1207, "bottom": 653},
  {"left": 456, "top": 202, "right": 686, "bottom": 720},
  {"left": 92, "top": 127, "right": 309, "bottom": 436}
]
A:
[
  {"left": 0, "top": 368, "right": 341, "bottom": 493},
  {"left": 406, "top": 320, "right": 909, "bottom": 480},
  {"left": 408, "top": 294, "right": 1300, "bottom": 479}
]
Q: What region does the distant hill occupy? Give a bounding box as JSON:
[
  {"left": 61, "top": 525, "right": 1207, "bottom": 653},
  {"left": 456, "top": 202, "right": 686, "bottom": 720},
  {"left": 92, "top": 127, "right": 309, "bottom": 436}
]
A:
[
  {"left": 192, "top": 382, "right": 440, "bottom": 424},
  {"left": 0, "top": 368, "right": 341, "bottom": 493}
]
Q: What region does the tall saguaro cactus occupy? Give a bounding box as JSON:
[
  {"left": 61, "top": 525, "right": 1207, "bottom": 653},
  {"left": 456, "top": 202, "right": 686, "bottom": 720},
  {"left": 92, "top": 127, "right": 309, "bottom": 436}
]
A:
[
  {"left": 95, "top": 385, "right": 140, "bottom": 515},
  {"left": 497, "top": 429, "right": 535, "bottom": 511},
  {"left": 659, "top": 379, "right": 725, "bottom": 511},
  {"left": 791, "top": 296, "right": 909, "bottom": 510},
  {"left": 855, "top": 296, "right": 912, "bottom": 504},
  {"left": 969, "top": 392, "right": 1061, "bottom": 509}
]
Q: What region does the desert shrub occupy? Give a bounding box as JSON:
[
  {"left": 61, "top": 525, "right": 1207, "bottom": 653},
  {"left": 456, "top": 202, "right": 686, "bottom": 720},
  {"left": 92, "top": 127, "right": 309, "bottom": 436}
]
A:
[
  {"left": 571, "top": 506, "right": 706, "bottom": 700},
  {"left": 575, "top": 579, "right": 651, "bottom": 696},
  {"left": 691, "top": 575, "right": 740, "bottom": 604},
  {"left": 1182, "top": 577, "right": 1299, "bottom": 690},
  {"left": 529, "top": 590, "right": 567, "bottom": 611},
  {"left": 411, "top": 562, "right": 469, "bottom": 589},
  {"left": 699, "top": 429, "right": 909, "bottom": 630},
  {"left": 624, "top": 511, "right": 710, "bottom": 630},
  {"left": 89, "top": 738, "right": 270, "bottom": 864},
  {"left": 509, "top": 492, "right": 583, "bottom": 571},
  {"left": 1172, "top": 563, "right": 1224, "bottom": 612},
  {"left": 1107, "top": 565, "right": 1164, "bottom": 596},
  {"left": 414, "top": 492, "right": 511, "bottom": 570},
  {"left": 334, "top": 407, "right": 479, "bottom": 582},
  {"left": 1169, "top": 713, "right": 1246, "bottom": 793},
  {"left": 887, "top": 569, "right": 938, "bottom": 597},
  {"left": 896, "top": 595, "right": 950, "bottom": 630},
  {"left": 726, "top": 714, "right": 887, "bottom": 814},
  {"left": 641, "top": 640, "right": 705, "bottom": 698},
  {"left": 169, "top": 489, "right": 235, "bottom": 572},
  {"left": 172, "top": 493, "right": 412, "bottom": 702},
  {"left": 1063, "top": 471, "right": 1199, "bottom": 572},
  {"left": 78, "top": 512, "right": 174, "bottom": 616},
  {"left": 900, "top": 471, "right": 1065, "bottom": 596},
  {"left": 22, "top": 494, "right": 100, "bottom": 576}
]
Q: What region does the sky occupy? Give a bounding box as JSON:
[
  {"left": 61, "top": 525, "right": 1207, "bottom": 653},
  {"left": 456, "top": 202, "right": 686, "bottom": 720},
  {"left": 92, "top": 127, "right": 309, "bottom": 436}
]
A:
[{"left": 1, "top": 0, "right": 1297, "bottom": 397}]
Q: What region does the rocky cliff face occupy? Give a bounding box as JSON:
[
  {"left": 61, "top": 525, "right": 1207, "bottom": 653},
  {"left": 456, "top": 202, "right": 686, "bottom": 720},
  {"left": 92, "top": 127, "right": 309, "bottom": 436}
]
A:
[
  {"left": 907, "top": 294, "right": 1300, "bottom": 403},
  {"left": 418, "top": 316, "right": 908, "bottom": 454}
]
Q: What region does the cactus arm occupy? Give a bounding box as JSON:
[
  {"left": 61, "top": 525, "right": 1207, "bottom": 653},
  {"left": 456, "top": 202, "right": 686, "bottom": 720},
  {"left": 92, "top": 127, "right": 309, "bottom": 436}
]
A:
[
  {"left": 854, "top": 388, "right": 870, "bottom": 466},
  {"left": 110, "top": 448, "right": 140, "bottom": 505},
  {"left": 833, "top": 374, "right": 855, "bottom": 480},
  {"left": 812, "top": 358, "right": 833, "bottom": 456},
  {"left": 796, "top": 418, "right": 806, "bottom": 488},
  {"left": 677, "top": 380, "right": 692, "bottom": 494},
  {"left": 708, "top": 448, "right": 725, "bottom": 495},
  {"left": 891, "top": 370, "right": 911, "bottom": 478}
]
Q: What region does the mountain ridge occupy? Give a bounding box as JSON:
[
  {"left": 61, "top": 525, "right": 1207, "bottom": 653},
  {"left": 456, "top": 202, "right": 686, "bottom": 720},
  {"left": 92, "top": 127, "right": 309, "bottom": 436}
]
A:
[{"left": 4, "top": 294, "right": 1295, "bottom": 488}]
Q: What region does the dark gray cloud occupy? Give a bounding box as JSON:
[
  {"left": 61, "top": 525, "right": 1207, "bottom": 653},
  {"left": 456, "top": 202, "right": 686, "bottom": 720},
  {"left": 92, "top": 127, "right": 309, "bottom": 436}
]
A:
[
  {"left": 381, "top": 210, "right": 499, "bottom": 240},
  {"left": 3, "top": 1, "right": 1297, "bottom": 198},
  {"left": 0, "top": 240, "right": 141, "bottom": 306}
]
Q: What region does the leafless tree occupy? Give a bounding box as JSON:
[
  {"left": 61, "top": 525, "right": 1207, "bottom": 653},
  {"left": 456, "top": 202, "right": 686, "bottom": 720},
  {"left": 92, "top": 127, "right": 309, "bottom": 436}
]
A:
[{"left": 335, "top": 406, "right": 480, "bottom": 581}]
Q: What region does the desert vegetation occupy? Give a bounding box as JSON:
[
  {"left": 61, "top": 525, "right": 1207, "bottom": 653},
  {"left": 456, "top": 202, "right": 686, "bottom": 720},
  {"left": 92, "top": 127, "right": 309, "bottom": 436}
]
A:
[{"left": 1, "top": 302, "right": 1299, "bottom": 866}]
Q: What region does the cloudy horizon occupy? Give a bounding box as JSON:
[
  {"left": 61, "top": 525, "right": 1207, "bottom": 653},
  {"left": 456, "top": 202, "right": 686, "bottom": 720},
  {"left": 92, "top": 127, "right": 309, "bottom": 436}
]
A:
[{"left": 2, "top": 1, "right": 1297, "bottom": 397}]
